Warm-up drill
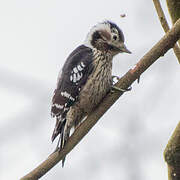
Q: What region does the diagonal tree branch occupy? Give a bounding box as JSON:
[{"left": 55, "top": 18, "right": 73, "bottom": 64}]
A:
[
  {"left": 21, "top": 19, "right": 180, "bottom": 180},
  {"left": 153, "top": 0, "right": 180, "bottom": 64}
]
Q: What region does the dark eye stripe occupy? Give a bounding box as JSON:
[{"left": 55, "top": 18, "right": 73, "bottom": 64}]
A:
[{"left": 91, "top": 31, "right": 101, "bottom": 47}]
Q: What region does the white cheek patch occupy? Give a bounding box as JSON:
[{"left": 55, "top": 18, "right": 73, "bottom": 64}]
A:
[{"left": 84, "top": 21, "right": 111, "bottom": 48}]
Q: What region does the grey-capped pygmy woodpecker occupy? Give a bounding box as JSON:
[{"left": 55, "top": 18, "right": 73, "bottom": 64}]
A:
[{"left": 51, "top": 20, "right": 131, "bottom": 166}]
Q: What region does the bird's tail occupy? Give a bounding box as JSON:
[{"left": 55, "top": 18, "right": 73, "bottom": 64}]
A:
[
  {"left": 52, "top": 117, "right": 65, "bottom": 142},
  {"left": 52, "top": 117, "right": 68, "bottom": 167}
]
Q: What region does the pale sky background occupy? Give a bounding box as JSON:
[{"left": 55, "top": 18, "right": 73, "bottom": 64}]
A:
[{"left": 1, "top": 0, "right": 180, "bottom": 180}]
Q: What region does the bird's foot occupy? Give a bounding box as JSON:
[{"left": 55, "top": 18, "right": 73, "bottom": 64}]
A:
[{"left": 111, "top": 85, "right": 132, "bottom": 92}]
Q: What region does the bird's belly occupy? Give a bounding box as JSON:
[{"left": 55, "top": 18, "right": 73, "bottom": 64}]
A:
[{"left": 77, "top": 72, "right": 112, "bottom": 113}]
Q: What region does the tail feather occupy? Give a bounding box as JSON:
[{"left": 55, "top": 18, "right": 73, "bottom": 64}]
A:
[
  {"left": 62, "top": 156, "right": 66, "bottom": 167},
  {"left": 61, "top": 127, "right": 70, "bottom": 167},
  {"left": 52, "top": 118, "right": 65, "bottom": 142},
  {"left": 52, "top": 117, "right": 68, "bottom": 167}
]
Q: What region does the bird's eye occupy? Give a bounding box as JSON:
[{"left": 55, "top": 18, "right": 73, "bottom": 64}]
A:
[{"left": 113, "top": 35, "right": 117, "bottom": 41}]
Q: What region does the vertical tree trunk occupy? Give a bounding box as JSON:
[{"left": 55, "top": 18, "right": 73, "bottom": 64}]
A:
[
  {"left": 164, "top": 121, "right": 180, "bottom": 180},
  {"left": 166, "top": 0, "right": 180, "bottom": 45},
  {"left": 166, "top": 0, "right": 180, "bottom": 24},
  {"left": 164, "top": 1, "right": 180, "bottom": 179}
]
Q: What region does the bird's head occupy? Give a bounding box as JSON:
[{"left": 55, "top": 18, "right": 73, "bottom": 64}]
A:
[{"left": 84, "top": 20, "right": 131, "bottom": 56}]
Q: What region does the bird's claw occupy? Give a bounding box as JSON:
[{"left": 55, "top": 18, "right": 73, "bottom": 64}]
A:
[
  {"left": 137, "top": 76, "right": 140, "bottom": 83},
  {"left": 111, "top": 85, "right": 132, "bottom": 92},
  {"left": 126, "top": 86, "right": 132, "bottom": 91}
]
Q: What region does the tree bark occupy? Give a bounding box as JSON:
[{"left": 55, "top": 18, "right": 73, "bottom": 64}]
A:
[
  {"left": 166, "top": 0, "right": 180, "bottom": 45},
  {"left": 162, "top": 1, "right": 180, "bottom": 180},
  {"left": 164, "top": 121, "right": 180, "bottom": 180},
  {"left": 153, "top": 0, "right": 180, "bottom": 63},
  {"left": 21, "top": 19, "right": 180, "bottom": 180},
  {"left": 166, "top": 0, "right": 180, "bottom": 24}
]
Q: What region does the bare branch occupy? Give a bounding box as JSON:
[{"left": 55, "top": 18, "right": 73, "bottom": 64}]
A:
[
  {"left": 21, "top": 19, "right": 180, "bottom": 180},
  {"left": 153, "top": 0, "right": 180, "bottom": 64},
  {"left": 153, "top": 0, "right": 170, "bottom": 31}
]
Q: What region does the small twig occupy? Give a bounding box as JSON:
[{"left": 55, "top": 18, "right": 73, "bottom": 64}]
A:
[
  {"left": 153, "top": 0, "right": 180, "bottom": 64},
  {"left": 21, "top": 19, "right": 180, "bottom": 180}
]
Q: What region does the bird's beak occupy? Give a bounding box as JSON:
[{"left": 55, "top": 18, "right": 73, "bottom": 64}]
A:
[{"left": 118, "top": 43, "right": 132, "bottom": 54}]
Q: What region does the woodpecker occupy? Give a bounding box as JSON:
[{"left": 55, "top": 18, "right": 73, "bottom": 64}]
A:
[{"left": 51, "top": 20, "right": 131, "bottom": 166}]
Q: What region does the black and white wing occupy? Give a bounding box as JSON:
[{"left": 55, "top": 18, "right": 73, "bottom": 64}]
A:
[{"left": 51, "top": 45, "right": 94, "bottom": 141}]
